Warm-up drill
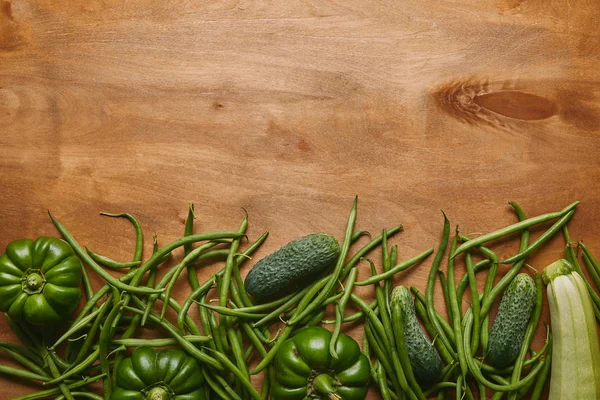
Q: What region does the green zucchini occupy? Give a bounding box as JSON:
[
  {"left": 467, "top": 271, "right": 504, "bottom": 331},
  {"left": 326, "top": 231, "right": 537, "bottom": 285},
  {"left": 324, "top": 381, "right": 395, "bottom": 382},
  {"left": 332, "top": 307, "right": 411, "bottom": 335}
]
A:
[
  {"left": 543, "top": 259, "right": 600, "bottom": 399},
  {"left": 244, "top": 233, "right": 340, "bottom": 300},
  {"left": 487, "top": 273, "right": 536, "bottom": 368},
  {"left": 391, "top": 285, "right": 442, "bottom": 387}
]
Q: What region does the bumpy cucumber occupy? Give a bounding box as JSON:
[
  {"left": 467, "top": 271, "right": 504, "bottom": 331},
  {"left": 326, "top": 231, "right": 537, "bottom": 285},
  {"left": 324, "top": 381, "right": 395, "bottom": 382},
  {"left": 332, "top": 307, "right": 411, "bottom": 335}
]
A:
[
  {"left": 391, "top": 285, "right": 442, "bottom": 387},
  {"left": 244, "top": 233, "right": 340, "bottom": 300},
  {"left": 487, "top": 273, "right": 536, "bottom": 368}
]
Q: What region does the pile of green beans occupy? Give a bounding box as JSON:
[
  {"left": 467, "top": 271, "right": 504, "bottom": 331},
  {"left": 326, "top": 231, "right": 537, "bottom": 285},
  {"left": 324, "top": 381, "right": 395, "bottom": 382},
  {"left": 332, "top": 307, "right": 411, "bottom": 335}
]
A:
[{"left": 0, "top": 198, "right": 594, "bottom": 400}]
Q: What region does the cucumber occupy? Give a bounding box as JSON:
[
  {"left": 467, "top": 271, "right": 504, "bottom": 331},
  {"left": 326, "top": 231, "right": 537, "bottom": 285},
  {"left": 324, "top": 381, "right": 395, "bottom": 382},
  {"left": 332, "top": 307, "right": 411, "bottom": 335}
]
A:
[
  {"left": 487, "top": 273, "right": 536, "bottom": 368},
  {"left": 244, "top": 233, "right": 340, "bottom": 300},
  {"left": 391, "top": 286, "right": 442, "bottom": 387}
]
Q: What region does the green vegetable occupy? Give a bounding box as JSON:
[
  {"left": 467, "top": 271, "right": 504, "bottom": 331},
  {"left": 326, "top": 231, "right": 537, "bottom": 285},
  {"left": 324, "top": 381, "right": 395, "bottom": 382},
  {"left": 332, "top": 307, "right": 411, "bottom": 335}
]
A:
[
  {"left": 244, "top": 233, "right": 340, "bottom": 300},
  {"left": 543, "top": 259, "right": 600, "bottom": 399},
  {"left": 487, "top": 273, "right": 536, "bottom": 368},
  {"left": 390, "top": 286, "right": 442, "bottom": 387},
  {"left": 0, "top": 237, "right": 82, "bottom": 325},
  {"left": 112, "top": 346, "right": 207, "bottom": 400},
  {"left": 270, "top": 326, "right": 370, "bottom": 400}
]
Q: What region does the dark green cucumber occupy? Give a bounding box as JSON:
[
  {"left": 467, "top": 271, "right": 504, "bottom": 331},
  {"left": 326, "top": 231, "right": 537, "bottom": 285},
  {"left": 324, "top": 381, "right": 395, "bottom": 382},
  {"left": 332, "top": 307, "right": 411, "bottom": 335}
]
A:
[
  {"left": 487, "top": 273, "right": 536, "bottom": 368},
  {"left": 391, "top": 285, "right": 442, "bottom": 387},
  {"left": 244, "top": 233, "right": 340, "bottom": 300}
]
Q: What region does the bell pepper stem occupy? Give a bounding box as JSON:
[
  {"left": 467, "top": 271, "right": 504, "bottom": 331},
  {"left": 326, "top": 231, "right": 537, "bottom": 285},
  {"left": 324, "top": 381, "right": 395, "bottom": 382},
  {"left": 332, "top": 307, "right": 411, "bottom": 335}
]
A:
[{"left": 312, "top": 374, "right": 341, "bottom": 400}]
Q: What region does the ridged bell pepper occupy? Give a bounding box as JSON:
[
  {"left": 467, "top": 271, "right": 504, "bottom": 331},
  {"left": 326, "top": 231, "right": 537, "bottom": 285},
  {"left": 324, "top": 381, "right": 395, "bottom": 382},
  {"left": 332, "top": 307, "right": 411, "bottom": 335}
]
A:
[
  {"left": 0, "top": 237, "right": 82, "bottom": 325},
  {"left": 271, "top": 326, "right": 371, "bottom": 400},
  {"left": 112, "top": 346, "right": 207, "bottom": 400}
]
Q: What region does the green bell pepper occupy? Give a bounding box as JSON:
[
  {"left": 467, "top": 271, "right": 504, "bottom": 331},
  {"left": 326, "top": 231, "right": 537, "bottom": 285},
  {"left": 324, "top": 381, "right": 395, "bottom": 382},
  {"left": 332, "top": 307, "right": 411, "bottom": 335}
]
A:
[
  {"left": 271, "top": 326, "right": 371, "bottom": 400},
  {"left": 0, "top": 237, "right": 83, "bottom": 325},
  {"left": 112, "top": 346, "right": 208, "bottom": 400}
]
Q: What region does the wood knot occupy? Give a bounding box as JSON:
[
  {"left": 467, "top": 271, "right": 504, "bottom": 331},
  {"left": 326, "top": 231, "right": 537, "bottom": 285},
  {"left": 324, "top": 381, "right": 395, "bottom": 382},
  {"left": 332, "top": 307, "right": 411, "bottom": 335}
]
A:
[
  {"left": 0, "top": 0, "right": 25, "bottom": 51},
  {"left": 433, "top": 78, "right": 557, "bottom": 127}
]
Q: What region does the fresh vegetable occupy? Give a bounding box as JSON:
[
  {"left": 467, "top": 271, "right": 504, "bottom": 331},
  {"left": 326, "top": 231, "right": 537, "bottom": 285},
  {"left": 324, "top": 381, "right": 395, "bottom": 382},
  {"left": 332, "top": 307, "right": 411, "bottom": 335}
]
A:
[
  {"left": 390, "top": 285, "right": 442, "bottom": 387},
  {"left": 542, "top": 259, "right": 600, "bottom": 399},
  {"left": 486, "top": 273, "right": 536, "bottom": 368},
  {"left": 112, "top": 346, "right": 207, "bottom": 400},
  {"left": 270, "top": 326, "right": 370, "bottom": 400},
  {"left": 0, "top": 237, "right": 82, "bottom": 325},
  {"left": 244, "top": 233, "right": 340, "bottom": 300}
]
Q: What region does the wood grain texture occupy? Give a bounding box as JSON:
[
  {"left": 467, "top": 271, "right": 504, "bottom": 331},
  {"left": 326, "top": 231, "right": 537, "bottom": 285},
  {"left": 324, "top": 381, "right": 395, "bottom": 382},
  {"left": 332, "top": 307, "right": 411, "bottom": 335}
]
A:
[{"left": 1, "top": 0, "right": 599, "bottom": 397}]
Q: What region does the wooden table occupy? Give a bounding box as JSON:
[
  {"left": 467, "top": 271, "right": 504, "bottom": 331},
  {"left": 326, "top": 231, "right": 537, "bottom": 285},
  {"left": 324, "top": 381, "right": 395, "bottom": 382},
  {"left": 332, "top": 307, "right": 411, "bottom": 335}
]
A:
[{"left": 1, "top": 0, "right": 599, "bottom": 398}]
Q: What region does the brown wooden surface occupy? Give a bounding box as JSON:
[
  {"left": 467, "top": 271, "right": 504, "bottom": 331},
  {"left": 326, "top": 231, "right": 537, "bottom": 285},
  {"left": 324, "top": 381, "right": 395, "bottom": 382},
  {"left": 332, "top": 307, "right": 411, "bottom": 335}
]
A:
[{"left": 1, "top": 0, "right": 600, "bottom": 398}]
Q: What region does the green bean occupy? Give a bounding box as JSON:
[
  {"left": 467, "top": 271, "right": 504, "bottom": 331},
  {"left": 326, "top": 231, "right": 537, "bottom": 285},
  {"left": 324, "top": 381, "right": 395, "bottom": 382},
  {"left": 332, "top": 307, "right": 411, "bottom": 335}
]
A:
[
  {"left": 11, "top": 318, "right": 75, "bottom": 400},
  {"left": 411, "top": 288, "right": 455, "bottom": 345},
  {"left": 204, "top": 348, "right": 262, "bottom": 400},
  {"left": 179, "top": 269, "right": 222, "bottom": 331},
  {"left": 68, "top": 295, "right": 112, "bottom": 368},
  {"left": 451, "top": 201, "right": 578, "bottom": 259},
  {"left": 329, "top": 267, "right": 358, "bottom": 358},
  {"left": 354, "top": 248, "right": 434, "bottom": 286},
  {"left": 79, "top": 253, "right": 95, "bottom": 309},
  {"left": 425, "top": 213, "right": 458, "bottom": 363},
  {"left": 381, "top": 229, "right": 391, "bottom": 312},
  {"left": 462, "top": 308, "right": 545, "bottom": 392},
  {"left": 203, "top": 368, "right": 235, "bottom": 400},
  {"left": 223, "top": 317, "right": 250, "bottom": 395},
  {"left": 412, "top": 293, "right": 455, "bottom": 366},
  {"left": 99, "top": 212, "right": 144, "bottom": 262},
  {"left": 252, "top": 285, "right": 312, "bottom": 328},
  {"left": 465, "top": 252, "right": 481, "bottom": 356},
  {"left": 501, "top": 209, "right": 575, "bottom": 264},
  {"left": 364, "top": 266, "right": 412, "bottom": 396},
  {"left": 5, "top": 350, "right": 48, "bottom": 379},
  {"left": 198, "top": 294, "right": 218, "bottom": 352},
  {"left": 582, "top": 251, "right": 600, "bottom": 293},
  {"left": 289, "top": 197, "right": 358, "bottom": 325},
  {"left": 376, "top": 360, "right": 394, "bottom": 400},
  {"left": 49, "top": 212, "right": 160, "bottom": 295},
  {"left": 198, "top": 302, "right": 267, "bottom": 320},
  {"left": 387, "top": 244, "right": 398, "bottom": 309},
  {"left": 227, "top": 293, "right": 295, "bottom": 313},
  {"left": 507, "top": 273, "right": 543, "bottom": 400},
  {"left": 13, "top": 374, "right": 105, "bottom": 400},
  {"left": 123, "top": 305, "right": 223, "bottom": 370},
  {"left": 178, "top": 233, "right": 268, "bottom": 330},
  {"left": 220, "top": 215, "right": 248, "bottom": 307},
  {"left": 99, "top": 289, "right": 122, "bottom": 399},
  {"left": 131, "top": 230, "right": 244, "bottom": 289},
  {"left": 159, "top": 241, "right": 229, "bottom": 321},
  {"left": 48, "top": 350, "right": 72, "bottom": 371},
  {"left": 529, "top": 344, "right": 552, "bottom": 400},
  {"left": 71, "top": 268, "right": 137, "bottom": 326},
  {"left": 251, "top": 324, "right": 292, "bottom": 375},
  {"left": 55, "top": 392, "right": 103, "bottom": 400},
  {"left": 0, "top": 343, "right": 45, "bottom": 372},
  {"left": 44, "top": 348, "right": 100, "bottom": 386},
  {"left": 456, "top": 259, "right": 492, "bottom": 307},
  {"left": 50, "top": 303, "right": 107, "bottom": 350},
  {"left": 446, "top": 234, "right": 468, "bottom": 377},
  {"left": 85, "top": 247, "right": 140, "bottom": 269},
  {"left": 304, "top": 308, "right": 327, "bottom": 327},
  {"left": 364, "top": 320, "right": 400, "bottom": 391},
  {"left": 424, "top": 382, "right": 458, "bottom": 397},
  {"left": 0, "top": 364, "right": 50, "bottom": 382},
  {"left": 239, "top": 322, "right": 268, "bottom": 358},
  {"left": 456, "top": 375, "right": 463, "bottom": 400},
  {"left": 390, "top": 290, "right": 427, "bottom": 400},
  {"left": 580, "top": 242, "right": 600, "bottom": 278},
  {"left": 563, "top": 230, "right": 600, "bottom": 309},
  {"left": 437, "top": 270, "right": 452, "bottom": 323},
  {"left": 464, "top": 203, "right": 528, "bottom": 318},
  {"left": 321, "top": 301, "right": 377, "bottom": 325},
  {"left": 113, "top": 335, "right": 212, "bottom": 346},
  {"left": 340, "top": 225, "right": 403, "bottom": 278}
]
